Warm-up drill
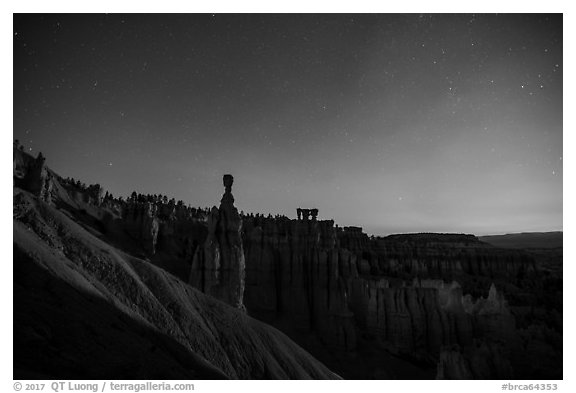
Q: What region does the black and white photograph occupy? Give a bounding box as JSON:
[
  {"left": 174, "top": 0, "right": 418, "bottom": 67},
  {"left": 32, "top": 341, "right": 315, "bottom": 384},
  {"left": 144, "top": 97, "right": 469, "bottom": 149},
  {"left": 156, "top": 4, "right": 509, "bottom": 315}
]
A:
[{"left": 10, "top": 5, "right": 566, "bottom": 384}]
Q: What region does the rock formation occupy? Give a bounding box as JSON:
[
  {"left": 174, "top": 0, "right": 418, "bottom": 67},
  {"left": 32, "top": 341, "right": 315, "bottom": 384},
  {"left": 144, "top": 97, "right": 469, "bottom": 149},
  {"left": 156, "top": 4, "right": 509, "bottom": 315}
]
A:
[
  {"left": 436, "top": 342, "right": 513, "bottom": 379},
  {"left": 189, "top": 174, "right": 246, "bottom": 310},
  {"left": 359, "top": 234, "right": 536, "bottom": 280},
  {"left": 13, "top": 148, "right": 52, "bottom": 203},
  {"left": 121, "top": 201, "right": 160, "bottom": 255},
  {"left": 242, "top": 213, "right": 357, "bottom": 350},
  {"left": 241, "top": 218, "right": 548, "bottom": 378},
  {"left": 296, "top": 208, "right": 318, "bottom": 221}
]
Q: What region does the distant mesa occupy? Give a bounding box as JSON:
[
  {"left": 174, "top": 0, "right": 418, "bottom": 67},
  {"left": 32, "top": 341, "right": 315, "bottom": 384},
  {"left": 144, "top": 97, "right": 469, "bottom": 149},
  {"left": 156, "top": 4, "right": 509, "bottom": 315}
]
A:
[{"left": 479, "top": 232, "right": 563, "bottom": 249}]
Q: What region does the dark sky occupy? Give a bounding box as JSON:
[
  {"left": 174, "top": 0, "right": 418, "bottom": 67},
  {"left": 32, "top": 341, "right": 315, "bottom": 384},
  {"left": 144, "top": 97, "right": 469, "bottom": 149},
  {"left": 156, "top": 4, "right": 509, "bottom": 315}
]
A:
[{"left": 13, "top": 14, "right": 562, "bottom": 236}]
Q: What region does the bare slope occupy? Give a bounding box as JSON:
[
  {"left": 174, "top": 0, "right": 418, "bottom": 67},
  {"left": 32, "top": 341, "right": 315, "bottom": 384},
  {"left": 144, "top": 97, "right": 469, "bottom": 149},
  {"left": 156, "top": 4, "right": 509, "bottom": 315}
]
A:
[{"left": 13, "top": 188, "right": 339, "bottom": 379}]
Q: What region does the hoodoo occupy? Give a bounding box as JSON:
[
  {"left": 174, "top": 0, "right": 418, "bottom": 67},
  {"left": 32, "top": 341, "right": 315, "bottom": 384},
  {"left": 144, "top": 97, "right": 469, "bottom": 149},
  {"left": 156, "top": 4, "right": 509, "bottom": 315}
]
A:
[{"left": 189, "top": 174, "right": 246, "bottom": 310}]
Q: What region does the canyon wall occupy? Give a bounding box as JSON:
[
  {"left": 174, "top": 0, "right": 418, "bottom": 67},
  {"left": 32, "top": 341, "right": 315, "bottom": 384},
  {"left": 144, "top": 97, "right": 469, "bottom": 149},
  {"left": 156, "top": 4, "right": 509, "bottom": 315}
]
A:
[{"left": 241, "top": 214, "right": 539, "bottom": 378}]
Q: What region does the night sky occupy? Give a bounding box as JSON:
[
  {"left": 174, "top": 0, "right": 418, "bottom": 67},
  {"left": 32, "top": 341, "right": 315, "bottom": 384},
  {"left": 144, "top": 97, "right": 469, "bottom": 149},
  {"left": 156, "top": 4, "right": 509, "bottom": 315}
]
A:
[{"left": 13, "top": 14, "right": 562, "bottom": 236}]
